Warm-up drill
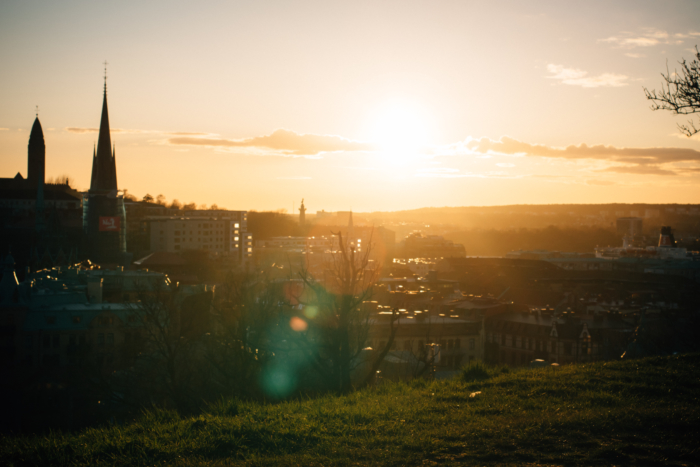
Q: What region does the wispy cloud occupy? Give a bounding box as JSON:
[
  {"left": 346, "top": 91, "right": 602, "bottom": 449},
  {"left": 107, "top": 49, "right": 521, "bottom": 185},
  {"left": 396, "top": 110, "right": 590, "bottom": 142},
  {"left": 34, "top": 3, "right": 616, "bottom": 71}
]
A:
[
  {"left": 167, "top": 129, "right": 375, "bottom": 156},
  {"left": 599, "top": 165, "right": 678, "bottom": 176},
  {"left": 624, "top": 53, "right": 645, "bottom": 58},
  {"left": 0, "top": 128, "right": 9, "bottom": 131},
  {"left": 600, "top": 28, "right": 688, "bottom": 48},
  {"left": 586, "top": 179, "right": 617, "bottom": 186},
  {"left": 65, "top": 127, "right": 211, "bottom": 136},
  {"left": 457, "top": 136, "right": 700, "bottom": 164},
  {"left": 547, "top": 64, "right": 628, "bottom": 88},
  {"left": 440, "top": 136, "right": 700, "bottom": 176}
]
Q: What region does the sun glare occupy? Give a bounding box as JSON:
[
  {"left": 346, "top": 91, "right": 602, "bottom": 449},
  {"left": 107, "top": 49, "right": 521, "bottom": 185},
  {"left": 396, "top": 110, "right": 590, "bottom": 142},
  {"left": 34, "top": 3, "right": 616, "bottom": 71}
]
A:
[{"left": 369, "top": 101, "right": 432, "bottom": 166}]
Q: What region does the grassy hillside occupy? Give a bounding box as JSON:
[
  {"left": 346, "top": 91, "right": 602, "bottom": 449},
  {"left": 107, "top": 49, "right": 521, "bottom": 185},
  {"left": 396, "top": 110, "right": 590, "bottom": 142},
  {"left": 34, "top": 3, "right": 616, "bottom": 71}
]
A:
[{"left": 3, "top": 354, "right": 699, "bottom": 466}]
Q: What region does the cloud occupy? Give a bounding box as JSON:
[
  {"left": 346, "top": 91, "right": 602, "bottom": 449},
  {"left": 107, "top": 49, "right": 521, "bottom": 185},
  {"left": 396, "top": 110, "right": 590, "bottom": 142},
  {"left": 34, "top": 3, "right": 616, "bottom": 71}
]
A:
[
  {"left": 600, "top": 28, "right": 689, "bottom": 48},
  {"left": 547, "top": 65, "right": 628, "bottom": 87},
  {"left": 167, "top": 129, "right": 375, "bottom": 156},
  {"left": 625, "top": 53, "right": 645, "bottom": 58},
  {"left": 586, "top": 180, "right": 617, "bottom": 186},
  {"left": 496, "top": 162, "right": 515, "bottom": 168},
  {"left": 441, "top": 136, "right": 700, "bottom": 177},
  {"left": 66, "top": 127, "right": 99, "bottom": 133},
  {"left": 598, "top": 165, "right": 678, "bottom": 176},
  {"left": 65, "top": 127, "right": 211, "bottom": 136},
  {"left": 0, "top": 128, "right": 8, "bottom": 131},
  {"left": 460, "top": 136, "right": 700, "bottom": 165}
]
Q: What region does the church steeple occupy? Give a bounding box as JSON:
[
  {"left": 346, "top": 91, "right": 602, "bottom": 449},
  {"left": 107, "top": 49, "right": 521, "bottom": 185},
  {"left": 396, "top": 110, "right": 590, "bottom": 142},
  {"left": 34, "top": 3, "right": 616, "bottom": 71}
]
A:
[
  {"left": 89, "top": 67, "right": 118, "bottom": 191},
  {"left": 27, "top": 115, "right": 45, "bottom": 186}
]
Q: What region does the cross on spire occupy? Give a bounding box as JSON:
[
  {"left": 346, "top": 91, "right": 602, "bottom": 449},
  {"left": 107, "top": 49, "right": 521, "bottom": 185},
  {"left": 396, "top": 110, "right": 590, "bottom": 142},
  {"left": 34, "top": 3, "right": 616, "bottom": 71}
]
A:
[
  {"left": 103, "top": 60, "right": 108, "bottom": 92},
  {"left": 35, "top": 105, "right": 39, "bottom": 117}
]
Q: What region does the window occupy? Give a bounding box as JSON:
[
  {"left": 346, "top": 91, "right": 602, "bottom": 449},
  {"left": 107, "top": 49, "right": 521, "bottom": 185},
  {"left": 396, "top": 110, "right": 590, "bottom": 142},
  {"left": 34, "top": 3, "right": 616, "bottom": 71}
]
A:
[
  {"left": 469, "top": 338, "right": 475, "bottom": 350},
  {"left": 98, "top": 333, "right": 105, "bottom": 346},
  {"left": 501, "top": 334, "right": 506, "bottom": 345},
  {"left": 455, "top": 339, "right": 461, "bottom": 349},
  {"left": 564, "top": 342, "right": 573, "bottom": 355},
  {"left": 107, "top": 333, "right": 114, "bottom": 345},
  {"left": 72, "top": 316, "right": 81, "bottom": 324}
]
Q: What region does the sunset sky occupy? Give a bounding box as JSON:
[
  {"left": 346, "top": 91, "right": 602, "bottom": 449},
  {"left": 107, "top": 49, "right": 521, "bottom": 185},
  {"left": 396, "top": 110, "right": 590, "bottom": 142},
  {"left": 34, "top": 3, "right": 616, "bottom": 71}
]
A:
[{"left": 1, "top": 0, "right": 699, "bottom": 212}]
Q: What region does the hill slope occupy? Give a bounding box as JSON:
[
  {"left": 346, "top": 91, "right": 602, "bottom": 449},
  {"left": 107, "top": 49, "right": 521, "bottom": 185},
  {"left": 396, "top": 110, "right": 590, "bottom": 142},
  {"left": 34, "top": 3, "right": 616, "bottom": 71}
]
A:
[{"left": 3, "top": 354, "right": 699, "bottom": 466}]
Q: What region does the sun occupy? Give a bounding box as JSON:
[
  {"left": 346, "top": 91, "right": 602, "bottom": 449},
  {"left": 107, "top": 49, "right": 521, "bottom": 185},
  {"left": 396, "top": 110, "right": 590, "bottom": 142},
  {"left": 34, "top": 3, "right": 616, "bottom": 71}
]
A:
[{"left": 369, "top": 100, "right": 432, "bottom": 165}]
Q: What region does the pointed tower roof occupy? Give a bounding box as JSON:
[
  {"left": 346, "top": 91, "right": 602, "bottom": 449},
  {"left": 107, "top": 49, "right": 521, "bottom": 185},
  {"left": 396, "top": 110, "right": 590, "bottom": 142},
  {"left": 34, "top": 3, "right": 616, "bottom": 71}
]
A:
[
  {"left": 27, "top": 116, "right": 45, "bottom": 185},
  {"left": 30, "top": 117, "right": 44, "bottom": 141},
  {"left": 90, "top": 74, "right": 118, "bottom": 191}
]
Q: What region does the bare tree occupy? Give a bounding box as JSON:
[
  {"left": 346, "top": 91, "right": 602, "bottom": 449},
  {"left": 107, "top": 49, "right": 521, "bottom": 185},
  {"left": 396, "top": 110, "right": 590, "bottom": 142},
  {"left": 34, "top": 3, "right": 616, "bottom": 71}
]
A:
[
  {"left": 204, "top": 270, "right": 287, "bottom": 397},
  {"left": 293, "top": 231, "right": 399, "bottom": 393},
  {"left": 644, "top": 46, "right": 700, "bottom": 137},
  {"left": 124, "top": 277, "right": 212, "bottom": 411}
]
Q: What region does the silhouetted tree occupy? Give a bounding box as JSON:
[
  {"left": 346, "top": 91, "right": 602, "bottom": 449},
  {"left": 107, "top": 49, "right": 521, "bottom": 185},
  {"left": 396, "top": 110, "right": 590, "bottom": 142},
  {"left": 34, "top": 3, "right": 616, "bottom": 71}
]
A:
[
  {"left": 143, "top": 193, "right": 154, "bottom": 203},
  {"left": 644, "top": 46, "right": 700, "bottom": 137},
  {"left": 294, "top": 231, "right": 399, "bottom": 393},
  {"left": 204, "top": 270, "right": 288, "bottom": 397}
]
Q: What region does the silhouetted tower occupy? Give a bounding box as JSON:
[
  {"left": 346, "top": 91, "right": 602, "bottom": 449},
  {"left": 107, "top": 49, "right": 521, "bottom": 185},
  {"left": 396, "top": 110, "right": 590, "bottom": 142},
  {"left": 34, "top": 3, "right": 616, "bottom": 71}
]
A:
[
  {"left": 299, "top": 198, "right": 306, "bottom": 226},
  {"left": 83, "top": 65, "right": 126, "bottom": 264},
  {"left": 347, "top": 210, "right": 355, "bottom": 250},
  {"left": 27, "top": 112, "right": 45, "bottom": 186}
]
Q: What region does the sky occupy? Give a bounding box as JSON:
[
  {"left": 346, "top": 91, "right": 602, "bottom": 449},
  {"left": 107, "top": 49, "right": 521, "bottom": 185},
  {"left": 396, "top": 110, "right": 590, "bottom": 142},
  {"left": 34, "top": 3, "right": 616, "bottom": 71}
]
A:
[{"left": 1, "top": 0, "right": 699, "bottom": 212}]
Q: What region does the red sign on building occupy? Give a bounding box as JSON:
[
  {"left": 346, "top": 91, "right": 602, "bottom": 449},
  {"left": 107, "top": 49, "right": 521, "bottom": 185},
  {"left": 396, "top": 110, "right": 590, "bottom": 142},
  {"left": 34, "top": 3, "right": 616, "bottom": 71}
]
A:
[{"left": 99, "top": 216, "right": 121, "bottom": 231}]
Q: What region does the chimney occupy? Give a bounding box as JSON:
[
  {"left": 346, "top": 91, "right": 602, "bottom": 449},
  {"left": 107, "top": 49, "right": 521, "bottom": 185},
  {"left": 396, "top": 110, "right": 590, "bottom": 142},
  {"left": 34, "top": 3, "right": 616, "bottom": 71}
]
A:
[{"left": 658, "top": 226, "right": 676, "bottom": 248}]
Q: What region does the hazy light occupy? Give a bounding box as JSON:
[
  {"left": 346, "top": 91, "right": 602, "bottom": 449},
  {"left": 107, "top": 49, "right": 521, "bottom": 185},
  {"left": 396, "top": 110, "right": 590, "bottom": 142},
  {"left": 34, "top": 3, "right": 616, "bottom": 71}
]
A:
[
  {"left": 303, "top": 306, "right": 319, "bottom": 319},
  {"left": 368, "top": 100, "right": 432, "bottom": 166},
  {"left": 290, "top": 316, "right": 308, "bottom": 331}
]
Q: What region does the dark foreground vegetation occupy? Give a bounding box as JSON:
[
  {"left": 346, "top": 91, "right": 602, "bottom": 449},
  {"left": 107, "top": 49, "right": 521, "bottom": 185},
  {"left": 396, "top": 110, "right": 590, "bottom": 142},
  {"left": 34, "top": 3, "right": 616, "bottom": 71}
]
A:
[{"left": 2, "top": 354, "right": 699, "bottom": 466}]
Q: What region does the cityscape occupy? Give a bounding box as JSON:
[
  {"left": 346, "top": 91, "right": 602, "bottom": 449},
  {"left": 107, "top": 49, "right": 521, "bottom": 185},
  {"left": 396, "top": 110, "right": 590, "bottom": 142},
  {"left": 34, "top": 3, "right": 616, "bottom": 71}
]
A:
[{"left": 1, "top": 1, "right": 700, "bottom": 465}]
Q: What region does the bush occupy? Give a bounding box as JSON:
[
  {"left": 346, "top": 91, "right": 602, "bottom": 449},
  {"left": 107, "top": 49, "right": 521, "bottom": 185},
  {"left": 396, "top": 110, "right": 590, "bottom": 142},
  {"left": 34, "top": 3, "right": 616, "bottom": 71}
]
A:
[{"left": 461, "top": 361, "right": 491, "bottom": 382}]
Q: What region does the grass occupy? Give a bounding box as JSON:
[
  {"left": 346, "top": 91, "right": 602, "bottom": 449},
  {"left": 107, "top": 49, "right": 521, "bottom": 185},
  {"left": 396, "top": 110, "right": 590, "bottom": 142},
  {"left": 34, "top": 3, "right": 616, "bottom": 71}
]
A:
[{"left": 2, "top": 354, "right": 700, "bottom": 466}]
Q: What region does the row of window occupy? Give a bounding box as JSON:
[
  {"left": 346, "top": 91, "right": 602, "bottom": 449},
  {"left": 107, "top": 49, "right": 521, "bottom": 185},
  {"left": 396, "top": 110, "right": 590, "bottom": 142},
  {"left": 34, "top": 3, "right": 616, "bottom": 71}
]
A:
[{"left": 490, "top": 333, "right": 582, "bottom": 356}]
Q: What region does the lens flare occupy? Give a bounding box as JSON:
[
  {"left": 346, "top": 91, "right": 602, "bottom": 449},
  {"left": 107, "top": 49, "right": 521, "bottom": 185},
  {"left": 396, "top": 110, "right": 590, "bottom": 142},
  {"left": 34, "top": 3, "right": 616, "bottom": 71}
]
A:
[{"left": 290, "top": 316, "right": 308, "bottom": 332}]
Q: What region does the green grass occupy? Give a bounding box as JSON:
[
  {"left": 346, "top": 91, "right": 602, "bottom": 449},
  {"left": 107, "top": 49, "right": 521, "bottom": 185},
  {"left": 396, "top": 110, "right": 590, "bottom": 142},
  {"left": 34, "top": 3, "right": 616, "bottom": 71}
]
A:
[{"left": 2, "top": 354, "right": 700, "bottom": 466}]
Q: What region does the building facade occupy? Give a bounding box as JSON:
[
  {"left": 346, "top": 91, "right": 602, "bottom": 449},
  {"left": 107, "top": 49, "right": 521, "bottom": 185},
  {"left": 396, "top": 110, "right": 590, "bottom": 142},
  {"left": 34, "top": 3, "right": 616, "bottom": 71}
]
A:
[{"left": 148, "top": 212, "right": 253, "bottom": 261}]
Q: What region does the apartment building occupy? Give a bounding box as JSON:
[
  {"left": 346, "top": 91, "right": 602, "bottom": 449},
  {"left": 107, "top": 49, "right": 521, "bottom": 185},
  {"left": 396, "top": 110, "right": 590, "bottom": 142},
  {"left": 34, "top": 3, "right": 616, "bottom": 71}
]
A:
[{"left": 148, "top": 211, "right": 253, "bottom": 261}]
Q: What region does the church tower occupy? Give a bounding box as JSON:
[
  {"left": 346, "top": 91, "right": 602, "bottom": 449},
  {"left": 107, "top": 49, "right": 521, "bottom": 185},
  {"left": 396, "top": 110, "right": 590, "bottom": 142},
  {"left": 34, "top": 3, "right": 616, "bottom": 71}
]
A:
[
  {"left": 83, "top": 68, "right": 126, "bottom": 264},
  {"left": 27, "top": 116, "right": 45, "bottom": 186},
  {"left": 89, "top": 79, "right": 118, "bottom": 191}
]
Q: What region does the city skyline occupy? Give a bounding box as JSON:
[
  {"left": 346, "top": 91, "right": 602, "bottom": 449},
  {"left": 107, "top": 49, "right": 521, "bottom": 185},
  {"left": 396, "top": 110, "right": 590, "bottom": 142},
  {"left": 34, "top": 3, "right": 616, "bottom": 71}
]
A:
[{"left": 1, "top": 1, "right": 700, "bottom": 211}]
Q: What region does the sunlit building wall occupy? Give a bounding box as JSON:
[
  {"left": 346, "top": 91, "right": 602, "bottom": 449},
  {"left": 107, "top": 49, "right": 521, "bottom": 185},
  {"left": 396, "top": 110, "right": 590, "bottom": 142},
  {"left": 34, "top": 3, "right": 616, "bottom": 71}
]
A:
[{"left": 148, "top": 211, "right": 252, "bottom": 261}]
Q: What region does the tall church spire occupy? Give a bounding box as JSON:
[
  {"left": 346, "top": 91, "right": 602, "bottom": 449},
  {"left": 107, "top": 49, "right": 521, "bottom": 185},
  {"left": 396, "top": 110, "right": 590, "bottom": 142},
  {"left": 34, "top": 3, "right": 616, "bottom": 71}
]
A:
[
  {"left": 90, "top": 64, "right": 118, "bottom": 191},
  {"left": 27, "top": 116, "right": 45, "bottom": 186}
]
